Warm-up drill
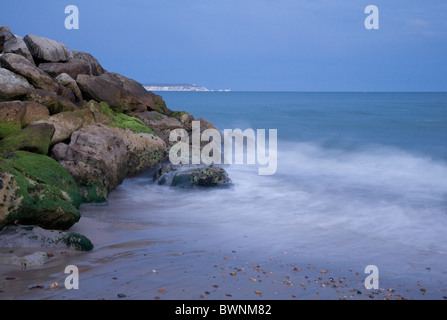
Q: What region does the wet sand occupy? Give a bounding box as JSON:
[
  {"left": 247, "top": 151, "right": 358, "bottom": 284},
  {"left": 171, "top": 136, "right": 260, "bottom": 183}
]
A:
[
  {"left": 1, "top": 171, "right": 447, "bottom": 300},
  {"left": 0, "top": 216, "right": 445, "bottom": 300}
]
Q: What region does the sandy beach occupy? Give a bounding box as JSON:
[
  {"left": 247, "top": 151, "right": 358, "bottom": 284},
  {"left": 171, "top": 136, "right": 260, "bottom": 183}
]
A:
[{"left": 1, "top": 170, "right": 446, "bottom": 300}]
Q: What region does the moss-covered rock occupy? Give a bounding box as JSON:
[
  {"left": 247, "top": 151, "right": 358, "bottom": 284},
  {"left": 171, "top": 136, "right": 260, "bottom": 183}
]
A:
[
  {"left": 33, "top": 111, "right": 85, "bottom": 145},
  {"left": 0, "top": 151, "right": 81, "bottom": 230},
  {"left": 0, "top": 101, "right": 27, "bottom": 138},
  {"left": 62, "top": 232, "right": 94, "bottom": 251},
  {"left": 0, "top": 123, "right": 55, "bottom": 155}
]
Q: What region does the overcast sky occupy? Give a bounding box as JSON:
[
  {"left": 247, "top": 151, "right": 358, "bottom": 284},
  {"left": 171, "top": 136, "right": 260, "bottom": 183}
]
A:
[{"left": 1, "top": 0, "right": 446, "bottom": 91}]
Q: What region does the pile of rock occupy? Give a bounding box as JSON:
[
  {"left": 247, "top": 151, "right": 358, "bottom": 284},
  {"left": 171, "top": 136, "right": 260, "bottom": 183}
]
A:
[{"left": 0, "top": 25, "right": 230, "bottom": 243}]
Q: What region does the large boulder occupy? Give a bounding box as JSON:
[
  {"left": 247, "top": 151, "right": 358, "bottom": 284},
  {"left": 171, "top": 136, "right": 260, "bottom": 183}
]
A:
[
  {"left": 109, "top": 126, "right": 167, "bottom": 176},
  {"left": 129, "top": 111, "right": 183, "bottom": 131},
  {"left": 25, "top": 89, "right": 79, "bottom": 114},
  {"left": 52, "top": 108, "right": 167, "bottom": 202},
  {"left": 0, "top": 101, "right": 49, "bottom": 138},
  {"left": 33, "top": 111, "right": 85, "bottom": 145},
  {"left": 129, "top": 110, "right": 183, "bottom": 144},
  {"left": 71, "top": 50, "right": 105, "bottom": 76},
  {"left": 76, "top": 73, "right": 170, "bottom": 113},
  {"left": 0, "top": 53, "right": 59, "bottom": 92},
  {"left": 100, "top": 72, "right": 159, "bottom": 111},
  {"left": 76, "top": 74, "right": 130, "bottom": 111},
  {"left": 0, "top": 67, "right": 32, "bottom": 101},
  {"left": 2, "top": 37, "right": 35, "bottom": 64},
  {"left": 39, "top": 58, "right": 92, "bottom": 79},
  {"left": 0, "top": 151, "right": 81, "bottom": 230},
  {"left": 24, "top": 34, "right": 69, "bottom": 63},
  {"left": 52, "top": 124, "right": 129, "bottom": 202},
  {"left": 0, "top": 123, "right": 55, "bottom": 155},
  {"left": 155, "top": 165, "right": 231, "bottom": 188}
]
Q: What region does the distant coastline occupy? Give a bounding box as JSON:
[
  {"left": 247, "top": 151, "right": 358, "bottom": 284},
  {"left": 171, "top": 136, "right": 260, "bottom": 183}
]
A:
[{"left": 144, "top": 83, "right": 231, "bottom": 92}]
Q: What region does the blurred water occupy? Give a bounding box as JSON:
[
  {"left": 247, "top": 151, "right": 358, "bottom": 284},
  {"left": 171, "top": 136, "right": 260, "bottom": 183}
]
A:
[{"left": 3, "top": 92, "right": 447, "bottom": 299}]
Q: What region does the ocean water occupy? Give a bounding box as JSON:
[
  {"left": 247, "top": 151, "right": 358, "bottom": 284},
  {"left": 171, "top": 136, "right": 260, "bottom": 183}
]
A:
[{"left": 2, "top": 92, "right": 447, "bottom": 300}]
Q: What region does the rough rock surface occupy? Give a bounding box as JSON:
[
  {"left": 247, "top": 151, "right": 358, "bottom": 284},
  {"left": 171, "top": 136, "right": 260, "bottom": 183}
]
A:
[
  {"left": 55, "top": 73, "right": 83, "bottom": 102},
  {"left": 2, "top": 37, "right": 34, "bottom": 64},
  {"left": 71, "top": 50, "right": 105, "bottom": 76},
  {"left": 24, "top": 34, "right": 69, "bottom": 63},
  {"left": 155, "top": 165, "right": 231, "bottom": 188},
  {"left": 0, "top": 151, "right": 81, "bottom": 230},
  {"left": 0, "top": 225, "right": 93, "bottom": 251},
  {"left": 0, "top": 53, "right": 59, "bottom": 92},
  {"left": 0, "top": 67, "right": 32, "bottom": 101},
  {"left": 33, "top": 111, "right": 85, "bottom": 145},
  {"left": 39, "top": 58, "right": 92, "bottom": 79},
  {"left": 0, "top": 122, "right": 55, "bottom": 155},
  {"left": 0, "top": 101, "right": 50, "bottom": 138}
]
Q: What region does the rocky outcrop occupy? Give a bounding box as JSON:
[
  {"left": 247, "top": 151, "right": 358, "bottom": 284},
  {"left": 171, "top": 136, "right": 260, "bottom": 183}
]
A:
[
  {"left": 23, "top": 34, "right": 69, "bottom": 63},
  {"left": 0, "top": 151, "right": 81, "bottom": 230},
  {"left": 0, "top": 25, "right": 225, "bottom": 234}
]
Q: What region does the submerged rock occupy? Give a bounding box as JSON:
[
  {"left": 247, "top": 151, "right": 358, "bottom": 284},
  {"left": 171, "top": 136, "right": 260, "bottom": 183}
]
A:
[{"left": 155, "top": 164, "right": 231, "bottom": 188}]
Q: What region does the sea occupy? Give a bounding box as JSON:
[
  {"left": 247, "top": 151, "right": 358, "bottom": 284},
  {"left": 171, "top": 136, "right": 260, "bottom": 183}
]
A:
[{"left": 1, "top": 92, "right": 447, "bottom": 300}]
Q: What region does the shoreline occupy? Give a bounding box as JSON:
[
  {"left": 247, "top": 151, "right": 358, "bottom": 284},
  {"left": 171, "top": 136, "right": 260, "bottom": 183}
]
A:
[{"left": 1, "top": 173, "right": 445, "bottom": 300}]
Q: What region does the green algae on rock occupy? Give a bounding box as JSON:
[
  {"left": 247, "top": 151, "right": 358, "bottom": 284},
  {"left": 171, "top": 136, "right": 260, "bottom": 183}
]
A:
[
  {"left": 62, "top": 232, "right": 94, "bottom": 251},
  {"left": 0, "top": 151, "right": 81, "bottom": 230},
  {"left": 0, "top": 122, "right": 55, "bottom": 155}
]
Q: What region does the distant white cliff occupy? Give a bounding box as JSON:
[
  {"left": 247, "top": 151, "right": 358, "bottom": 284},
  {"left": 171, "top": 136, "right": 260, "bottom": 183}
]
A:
[{"left": 144, "top": 83, "right": 231, "bottom": 92}]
